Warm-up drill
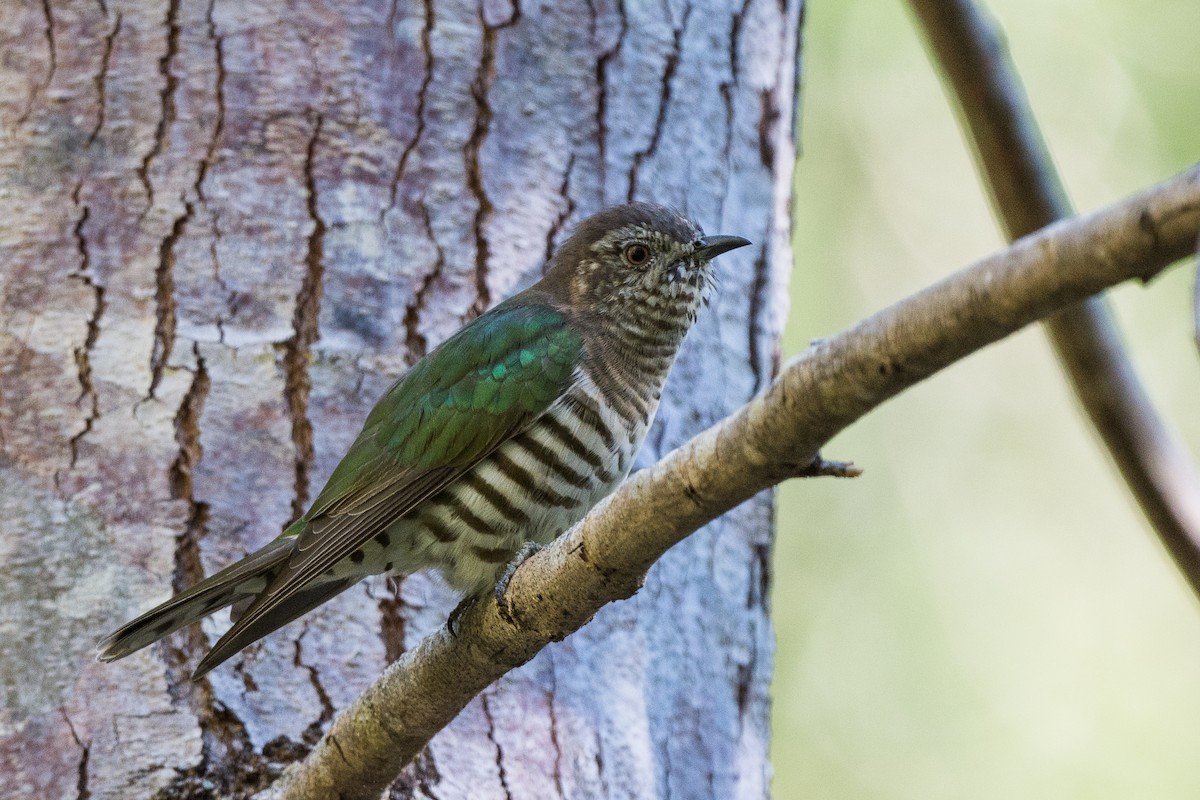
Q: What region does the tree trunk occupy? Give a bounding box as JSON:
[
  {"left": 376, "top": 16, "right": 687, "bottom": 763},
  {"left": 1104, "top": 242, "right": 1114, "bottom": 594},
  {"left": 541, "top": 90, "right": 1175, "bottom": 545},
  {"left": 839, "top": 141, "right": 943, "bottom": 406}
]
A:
[{"left": 0, "top": 0, "right": 800, "bottom": 797}]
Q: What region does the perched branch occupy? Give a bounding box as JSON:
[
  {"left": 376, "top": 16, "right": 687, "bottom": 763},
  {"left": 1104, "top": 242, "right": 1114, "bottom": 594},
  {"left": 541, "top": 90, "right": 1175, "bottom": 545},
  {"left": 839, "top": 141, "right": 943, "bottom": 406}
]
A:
[
  {"left": 908, "top": 0, "right": 1200, "bottom": 594},
  {"left": 280, "top": 166, "right": 1200, "bottom": 800}
]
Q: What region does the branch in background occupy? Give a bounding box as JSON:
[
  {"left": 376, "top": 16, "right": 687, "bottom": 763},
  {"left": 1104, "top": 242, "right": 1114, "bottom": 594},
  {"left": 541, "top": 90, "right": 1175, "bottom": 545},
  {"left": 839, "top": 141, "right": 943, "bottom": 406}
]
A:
[
  {"left": 1194, "top": 257, "right": 1200, "bottom": 355},
  {"left": 279, "top": 165, "right": 1200, "bottom": 800},
  {"left": 906, "top": 0, "right": 1200, "bottom": 597}
]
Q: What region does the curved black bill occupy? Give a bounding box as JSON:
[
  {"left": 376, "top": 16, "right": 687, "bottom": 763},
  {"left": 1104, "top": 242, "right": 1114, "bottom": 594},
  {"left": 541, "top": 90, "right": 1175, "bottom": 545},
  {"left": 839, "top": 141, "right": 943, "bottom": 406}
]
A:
[{"left": 693, "top": 234, "right": 752, "bottom": 260}]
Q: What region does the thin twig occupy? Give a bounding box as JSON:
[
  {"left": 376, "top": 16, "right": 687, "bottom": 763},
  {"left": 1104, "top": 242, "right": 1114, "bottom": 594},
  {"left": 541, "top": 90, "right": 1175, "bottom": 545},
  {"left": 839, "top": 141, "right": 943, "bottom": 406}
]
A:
[
  {"left": 907, "top": 0, "right": 1200, "bottom": 596},
  {"left": 280, "top": 165, "right": 1200, "bottom": 800}
]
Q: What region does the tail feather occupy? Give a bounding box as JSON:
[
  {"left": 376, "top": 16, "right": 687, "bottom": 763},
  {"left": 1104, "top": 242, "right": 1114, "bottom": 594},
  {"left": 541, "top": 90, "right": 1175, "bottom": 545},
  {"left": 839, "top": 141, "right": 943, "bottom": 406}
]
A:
[
  {"left": 97, "top": 538, "right": 293, "bottom": 663},
  {"left": 192, "top": 576, "right": 356, "bottom": 679}
]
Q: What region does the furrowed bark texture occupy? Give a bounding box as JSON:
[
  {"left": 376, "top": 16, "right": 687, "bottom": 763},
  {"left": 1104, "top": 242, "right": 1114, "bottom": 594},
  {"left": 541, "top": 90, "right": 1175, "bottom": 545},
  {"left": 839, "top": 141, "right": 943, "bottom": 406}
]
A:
[{"left": 0, "top": 1, "right": 800, "bottom": 798}]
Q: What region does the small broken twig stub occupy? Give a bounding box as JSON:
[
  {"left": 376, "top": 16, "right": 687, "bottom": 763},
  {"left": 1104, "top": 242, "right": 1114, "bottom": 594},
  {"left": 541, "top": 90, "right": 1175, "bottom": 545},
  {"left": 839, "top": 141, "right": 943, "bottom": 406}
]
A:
[{"left": 797, "top": 456, "right": 862, "bottom": 478}]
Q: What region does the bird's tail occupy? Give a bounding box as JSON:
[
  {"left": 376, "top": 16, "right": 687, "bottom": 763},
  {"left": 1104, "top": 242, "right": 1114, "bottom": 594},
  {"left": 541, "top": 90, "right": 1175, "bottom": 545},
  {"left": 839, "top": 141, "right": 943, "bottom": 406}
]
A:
[{"left": 96, "top": 537, "right": 294, "bottom": 664}]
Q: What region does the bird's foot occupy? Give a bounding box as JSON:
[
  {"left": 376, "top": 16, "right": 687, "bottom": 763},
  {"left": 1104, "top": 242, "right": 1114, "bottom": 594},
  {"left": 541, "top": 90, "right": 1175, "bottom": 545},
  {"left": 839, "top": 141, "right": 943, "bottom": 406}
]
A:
[
  {"left": 495, "top": 541, "right": 545, "bottom": 627},
  {"left": 447, "top": 595, "right": 474, "bottom": 638}
]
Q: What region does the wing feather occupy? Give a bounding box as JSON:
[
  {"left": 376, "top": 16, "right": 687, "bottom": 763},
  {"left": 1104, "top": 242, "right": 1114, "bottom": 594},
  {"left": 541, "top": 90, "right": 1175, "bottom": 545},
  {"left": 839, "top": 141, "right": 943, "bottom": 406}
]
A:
[{"left": 194, "top": 303, "right": 583, "bottom": 674}]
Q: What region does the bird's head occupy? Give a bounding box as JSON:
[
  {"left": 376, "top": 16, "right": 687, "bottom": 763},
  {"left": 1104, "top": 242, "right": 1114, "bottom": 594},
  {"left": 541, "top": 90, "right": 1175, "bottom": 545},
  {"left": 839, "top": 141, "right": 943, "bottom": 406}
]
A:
[{"left": 546, "top": 202, "right": 750, "bottom": 323}]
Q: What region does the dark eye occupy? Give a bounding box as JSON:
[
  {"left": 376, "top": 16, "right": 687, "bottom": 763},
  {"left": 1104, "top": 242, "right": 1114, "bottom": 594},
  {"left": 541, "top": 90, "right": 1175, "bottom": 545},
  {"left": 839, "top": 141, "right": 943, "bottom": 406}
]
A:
[{"left": 623, "top": 243, "right": 651, "bottom": 266}]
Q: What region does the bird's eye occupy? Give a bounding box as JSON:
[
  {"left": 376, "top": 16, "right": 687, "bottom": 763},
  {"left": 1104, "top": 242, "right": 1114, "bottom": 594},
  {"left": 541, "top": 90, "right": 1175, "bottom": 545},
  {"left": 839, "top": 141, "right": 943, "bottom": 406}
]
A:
[{"left": 622, "top": 243, "right": 651, "bottom": 266}]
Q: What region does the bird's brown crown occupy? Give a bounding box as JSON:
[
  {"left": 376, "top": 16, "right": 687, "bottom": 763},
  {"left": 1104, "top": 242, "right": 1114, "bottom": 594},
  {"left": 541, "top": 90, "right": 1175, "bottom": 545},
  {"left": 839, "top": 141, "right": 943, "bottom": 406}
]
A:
[{"left": 544, "top": 203, "right": 713, "bottom": 316}]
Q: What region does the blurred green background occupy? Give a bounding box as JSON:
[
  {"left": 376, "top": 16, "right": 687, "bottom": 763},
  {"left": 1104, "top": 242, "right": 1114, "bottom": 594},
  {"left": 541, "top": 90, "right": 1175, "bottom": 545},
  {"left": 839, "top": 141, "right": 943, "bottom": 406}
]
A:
[{"left": 771, "top": 0, "right": 1200, "bottom": 797}]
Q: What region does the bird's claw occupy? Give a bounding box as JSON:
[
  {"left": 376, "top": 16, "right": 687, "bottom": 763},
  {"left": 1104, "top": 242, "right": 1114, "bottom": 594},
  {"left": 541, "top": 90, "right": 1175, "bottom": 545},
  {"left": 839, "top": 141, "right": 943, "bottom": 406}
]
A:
[
  {"left": 495, "top": 540, "right": 544, "bottom": 627},
  {"left": 447, "top": 595, "right": 473, "bottom": 638}
]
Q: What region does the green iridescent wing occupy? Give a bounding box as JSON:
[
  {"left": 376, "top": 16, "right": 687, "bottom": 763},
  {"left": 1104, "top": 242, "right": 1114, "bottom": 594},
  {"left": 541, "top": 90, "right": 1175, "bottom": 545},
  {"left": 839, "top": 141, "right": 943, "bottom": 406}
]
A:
[
  {"left": 195, "top": 302, "right": 583, "bottom": 674},
  {"left": 308, "top": 304, "right": 582, "bottom": 516}
]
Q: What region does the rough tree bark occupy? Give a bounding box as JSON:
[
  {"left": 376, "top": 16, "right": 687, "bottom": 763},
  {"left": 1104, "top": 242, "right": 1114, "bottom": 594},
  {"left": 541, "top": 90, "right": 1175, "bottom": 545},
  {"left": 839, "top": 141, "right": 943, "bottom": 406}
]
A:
[{"left": 0, "top": 1, "right": 800, "bottom": 798}]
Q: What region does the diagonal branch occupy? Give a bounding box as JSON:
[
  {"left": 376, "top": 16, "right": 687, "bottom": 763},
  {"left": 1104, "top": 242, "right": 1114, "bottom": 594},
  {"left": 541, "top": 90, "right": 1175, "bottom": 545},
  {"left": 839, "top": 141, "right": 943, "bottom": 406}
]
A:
[
  {"left": 280, "top": 165, "right": 1200, "bottom": 800},
  {"left": 907, "top": 0, "right": 1200, "bottom": 595}
]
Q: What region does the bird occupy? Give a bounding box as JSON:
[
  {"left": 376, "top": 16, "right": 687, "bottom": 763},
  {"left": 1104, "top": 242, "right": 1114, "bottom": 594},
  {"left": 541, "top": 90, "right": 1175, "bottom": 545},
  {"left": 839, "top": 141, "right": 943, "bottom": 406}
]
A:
[{"left": 97, "top": 202, "right": 750, "bottom": 678}]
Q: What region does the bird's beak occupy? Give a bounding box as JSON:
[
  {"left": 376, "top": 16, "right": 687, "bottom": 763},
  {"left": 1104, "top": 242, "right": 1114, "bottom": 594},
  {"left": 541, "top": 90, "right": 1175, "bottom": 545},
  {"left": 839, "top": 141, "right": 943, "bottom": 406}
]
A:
[{"left": 693, "top": 234, "right": 752, "bottom": 260}]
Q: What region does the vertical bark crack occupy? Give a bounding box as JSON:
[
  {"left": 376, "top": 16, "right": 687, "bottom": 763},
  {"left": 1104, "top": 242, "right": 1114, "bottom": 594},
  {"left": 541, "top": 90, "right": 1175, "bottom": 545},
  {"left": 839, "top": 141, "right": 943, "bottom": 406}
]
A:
[
  {"left": 542, "top": 154, "right": 576, "bottom": 270},
  {"left": 68, "top": 186, "right": 105, "bottom": 468},
  {"left": 199, "top": 0, "right": 226, "bottom": 200},
  {"left": 147, "top": 0, "right": 225, "bottom": 398},
  {"left": 386, "top": 0, "right": 400, "bottom": 34},
  {"left": 734, "top": 660, "right": 753, "bottom": 719},
  {"left": 138, "top": 0, "right": 181, "bottom": 210},
  {"left": 625, "top": 3, "right": 691, "bottom": 202},
  {"left": 169, "top": 343, "right": 210, "bottom": 586},
  {"left": 718, "top": 79, "right": 733, "bottom": 176},
  {"left": 756, "top": 88, "right": 779, "bottom": 172},
  {"left": 209, "top": 214, "right": 229, "bottom": 344},
  {"left": 17, "top": 0, "right": 57, "bottom": 125},
  {"left": 729, "top": 0, "right": 745, "bottom": 83},
  {"left": 747, "top": 83, "right": 785, "bottom": 391},
  {"left": 377, "top": 577, "right": 408, "bottom": 664},
  {"left": 589, "top": 0, "right": 626, "bottom": 204},
  {"left": 402, "top": 193, "right": 447, "bottom": 361},
  {"left": 41, "top": 0, "right": 57, "bottom": 85},
  {"left": 159, "top": 346, "right": 274, "bottom": 798},
  {"left": 717, "top": 1, "right": 748, "bottom": 220},
  {"left": 163, "top": 344, "right": 213, "bottom": 673},
  {"left": 464, "top": 3, "right": 520, "bottom": 316},
  {"left": 282, "top": 113, "right": 327, "bottom": 519},
  {"left": 750, "top": 541, "right": 771, "bottom": 609},
  {"left": 746, "top": 244, "right": 769, "bottom": 390},
  {"left": 89, "top": 12, "right": 121, "bottom": 145},
  {"left": 546, "top": 660, "right": 564, "bottom": 797},
  {"left": 148, "top": 200, "right": 191, "bottom": 399},
  {"left": 480, "top": 692, "right": 514, "bottom": 800},
  {"left": 382, "top": 0, "right": 436, "bottom": 228},
  {"left": 294, "top": 622, "right": 336, "bottom": 744},
  {"left": 390, "top": 0, "right": 439, "bottom": 359},
  {"left": 661, "top": 728, "right": 673, "bottom": 800},
  {"left": 60, "top": 708, "right": 91, "bottom": 800},
  {"left": 204, "top": 0, "right": 231, "bottom": 343},
  {"left": 593, "top": 734, "right": 607, "bottom": 796}
]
